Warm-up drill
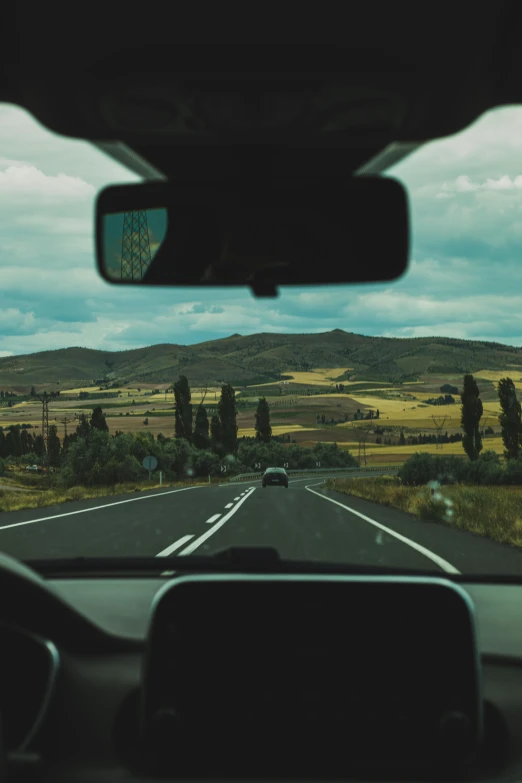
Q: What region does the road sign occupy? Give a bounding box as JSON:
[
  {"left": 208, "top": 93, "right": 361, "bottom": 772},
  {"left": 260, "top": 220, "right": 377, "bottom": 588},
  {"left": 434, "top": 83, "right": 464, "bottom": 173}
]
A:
[
  {"left": 284, "top": 462, "right": 289, "bottom": 468},
  {"left": 254, "top": 463, "right": 261, "bottom": 469},
  {"left": 221, "top": 465, "right": 227, "bottom": 473},
  {"left": 143, "top": 455, "right": 157, "bottom": 480},
  {"left": 142, "top": 456, "right": 157, "bottom": 471},
  {"left": 316, "top": 462, "right": 321, "bottom": 467}
]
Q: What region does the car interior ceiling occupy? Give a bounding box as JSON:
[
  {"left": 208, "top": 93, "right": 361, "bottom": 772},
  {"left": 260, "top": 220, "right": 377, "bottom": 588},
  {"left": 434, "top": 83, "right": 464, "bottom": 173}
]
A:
[{"left": 3, "top": 2, "right": 522, "bottom": 782}]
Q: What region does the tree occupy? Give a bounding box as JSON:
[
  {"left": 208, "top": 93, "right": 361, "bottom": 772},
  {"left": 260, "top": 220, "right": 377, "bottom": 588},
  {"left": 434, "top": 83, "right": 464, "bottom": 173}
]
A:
[
  {"left": 62, "top": 433, "right": 71, "bottom": 454},
  {"left": 34, "top": 434, "right": 45, "bottom": 458},
  {"left": 460, "top": 374, "right": 483, "bottom": 460},
  {"left": 193, "top": 406, "right": 210, "bottom": 450},
  {"left": 48, "top": 424, "right": 61, "bottom": 467},
  {"left": 399, "top": 431, "right": 405, "bottom": 446},
  {"left": 75, "top": 413, "right": 91, "bottom": 439},
  {"left": 498, "top": 378, "right": 522, "bottom": 460},
  {"left": 218, "top": 384, "right": 238, "bottom": 454},
  {"left": 254, "top": 397, "right": 272, "bottom": 443},
  {"left": 210, "top": 414, "right": 224, "bottom": 455},
  {"left": 90, "top": 407, "right": 109, "bottom": 432},
  {"left": 0, "top": 430, "right": 7, "bottom": 458},
  {"left": 20, "top": 429, "right": 32, "bottom": 455},
  {"left": 5, "top": 429, "right": 21, "bottom": 457},
  {"left": 174, "top": 375, "right": 193, "bottom": 441},
  {"left": 30, "top": 386, "right": 36, "bottom": 397}
]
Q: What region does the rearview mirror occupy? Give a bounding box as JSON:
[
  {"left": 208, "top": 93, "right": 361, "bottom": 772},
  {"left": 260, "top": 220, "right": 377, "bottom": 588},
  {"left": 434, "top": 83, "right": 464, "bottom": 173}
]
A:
[{"left": 95, "top": 177, "right": 409, "bottom": 297}]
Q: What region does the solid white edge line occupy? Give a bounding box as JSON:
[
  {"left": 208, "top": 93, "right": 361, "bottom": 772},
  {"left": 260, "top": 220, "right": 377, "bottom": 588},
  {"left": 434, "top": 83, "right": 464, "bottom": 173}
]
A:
[
  {"left": 156, "top": 534, "right": 194, "bottom": 557},
  {"left": 205, "top": 514, "right": 221, "bottom": 525},
  {"left": 179, "top": 487, "right": 257, "bottom": 555},
  {"left": 0, "top": 485, "right": 209, "bottom": 532},
  {"left": 305, "top": 485, "right": 460, "bottom": 575}
]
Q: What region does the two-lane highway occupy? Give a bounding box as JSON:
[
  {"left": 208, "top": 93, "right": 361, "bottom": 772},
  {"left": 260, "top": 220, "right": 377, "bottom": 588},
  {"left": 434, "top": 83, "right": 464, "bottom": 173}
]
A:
[{"left": 1, "top": 475, "right": 522, "bottom": 574}]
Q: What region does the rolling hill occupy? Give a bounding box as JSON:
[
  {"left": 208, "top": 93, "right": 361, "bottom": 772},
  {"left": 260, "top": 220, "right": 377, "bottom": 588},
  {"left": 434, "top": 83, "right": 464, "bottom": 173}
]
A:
[{"left": 1, "top": 330, "right": 522, "bottom": 390}]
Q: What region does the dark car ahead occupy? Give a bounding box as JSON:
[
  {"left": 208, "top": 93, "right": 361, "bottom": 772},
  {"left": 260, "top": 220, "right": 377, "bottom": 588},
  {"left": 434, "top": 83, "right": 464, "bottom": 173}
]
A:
[{"left": 262, "top": 467, "right": 289, "bottom": 488}]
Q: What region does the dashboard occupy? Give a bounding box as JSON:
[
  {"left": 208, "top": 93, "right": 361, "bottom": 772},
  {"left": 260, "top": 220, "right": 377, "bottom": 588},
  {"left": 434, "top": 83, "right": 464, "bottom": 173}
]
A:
[{"left": 2, "top": 553, "right": 522, "bottom": 783}]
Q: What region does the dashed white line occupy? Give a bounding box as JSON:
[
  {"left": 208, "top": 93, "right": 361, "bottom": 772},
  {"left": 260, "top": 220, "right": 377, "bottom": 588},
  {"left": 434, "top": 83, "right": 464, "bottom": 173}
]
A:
[
  {"left": 234, "top": 497, "right": 240, "bottom": 501},
  {"left": 225, "top": 503, "right": 233, "bottom": 509},
  {"left": 205, "top": 513, "right": 221, "bottom": 525},
  {"left": 179, "top": 487, "right": 257, "bottom": 556},
  {"left": 305, "top": 485, "right": 460, "bottom": 574},
  {"left": 156, "top": 534, "right": 194, "bottom": 557}
]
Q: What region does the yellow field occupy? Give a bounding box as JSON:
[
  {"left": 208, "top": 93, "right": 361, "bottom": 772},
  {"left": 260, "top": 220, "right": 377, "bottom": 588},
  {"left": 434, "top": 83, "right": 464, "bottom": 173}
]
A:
[
  {"left": 475, "top": 370, "right": 522, "bottom": 381},
  {"left": 62, "top": 386, "right": 103, "bottom": 394},
  {"left": 301, "top": 393, "right": 369, "bottom": 399},
  {"left": 238, "top": 424, "right": 317, "bottom": 437},
  {"left": 338, "top": 437, "right": 504, "bottom": 457},
  {"left": 277, "top": 368, "right": 351, "bottom": 386}
]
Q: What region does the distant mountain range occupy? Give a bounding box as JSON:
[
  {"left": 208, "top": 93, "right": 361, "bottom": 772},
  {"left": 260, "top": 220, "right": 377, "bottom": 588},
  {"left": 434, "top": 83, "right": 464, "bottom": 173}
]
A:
[{"left": 1, "top": 330, "right": 521, "bottom": 391}]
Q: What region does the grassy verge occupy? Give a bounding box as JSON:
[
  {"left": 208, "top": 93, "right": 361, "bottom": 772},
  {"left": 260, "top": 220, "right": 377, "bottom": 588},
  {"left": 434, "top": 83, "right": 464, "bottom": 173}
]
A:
[
  {"left": 0, "top": 477, "right": 220, "bottom": 513},
  {"left": 325, "top": 477, "right": 522, "bottom": 548}
]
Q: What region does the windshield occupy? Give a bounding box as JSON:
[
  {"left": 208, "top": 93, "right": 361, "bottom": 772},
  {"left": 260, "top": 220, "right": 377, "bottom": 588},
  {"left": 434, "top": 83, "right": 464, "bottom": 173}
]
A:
[{"left": 1, "top": 103, "right": 522, "bottom": 575}]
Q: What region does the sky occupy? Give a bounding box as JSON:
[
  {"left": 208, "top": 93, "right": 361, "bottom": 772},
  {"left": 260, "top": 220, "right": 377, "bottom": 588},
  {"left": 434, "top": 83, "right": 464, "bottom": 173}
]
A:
[{"left": 2, "top": 102, "right": 522, "bottom": 356}]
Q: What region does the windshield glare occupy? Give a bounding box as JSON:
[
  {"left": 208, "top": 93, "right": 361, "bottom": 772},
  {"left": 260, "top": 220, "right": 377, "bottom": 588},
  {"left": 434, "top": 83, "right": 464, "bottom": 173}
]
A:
[{"left": 1, "top": 104, "right": 522, "bottom": 575}]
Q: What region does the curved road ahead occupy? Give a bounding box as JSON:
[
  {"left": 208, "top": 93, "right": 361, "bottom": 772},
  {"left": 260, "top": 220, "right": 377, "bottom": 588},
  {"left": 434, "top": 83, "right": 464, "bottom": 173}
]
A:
[{"left": 0, "top": 475, "right": 522, "bottom": 574}]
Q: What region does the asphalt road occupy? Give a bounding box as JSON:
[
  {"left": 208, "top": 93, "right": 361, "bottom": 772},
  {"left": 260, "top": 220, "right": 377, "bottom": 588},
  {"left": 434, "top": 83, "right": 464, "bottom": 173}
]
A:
[{"left": 1, "top": 474, "right": 522, "bottom": 574}]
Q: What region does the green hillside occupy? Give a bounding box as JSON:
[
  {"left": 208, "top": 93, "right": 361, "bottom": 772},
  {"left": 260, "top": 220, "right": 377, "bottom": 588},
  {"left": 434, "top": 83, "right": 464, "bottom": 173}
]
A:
[{"left": 1, "top": 330, "right": 521, "bottom": 390}]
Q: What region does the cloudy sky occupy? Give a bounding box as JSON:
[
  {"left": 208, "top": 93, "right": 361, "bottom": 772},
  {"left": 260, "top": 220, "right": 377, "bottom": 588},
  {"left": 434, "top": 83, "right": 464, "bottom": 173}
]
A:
[{"left": 2, "top": 102, "right": 522, "bottom": 357}]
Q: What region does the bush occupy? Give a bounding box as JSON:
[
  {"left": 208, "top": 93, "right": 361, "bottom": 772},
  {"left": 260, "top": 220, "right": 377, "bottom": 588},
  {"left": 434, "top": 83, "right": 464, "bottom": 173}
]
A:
[
  {"left": 236, "top": 439, "right": 358, "bottom": 472},
  {"left": 398, "top": 453, "right": 464, "bottom": 486},
  {"left": 0, "top": 458, "right": 4, "bottom": 476},
  {"left": 504, "top": 457, "right": 522, "bottom": 485},
  {"left": 399, "top": 451, "right": 522, "bottom": 487}
]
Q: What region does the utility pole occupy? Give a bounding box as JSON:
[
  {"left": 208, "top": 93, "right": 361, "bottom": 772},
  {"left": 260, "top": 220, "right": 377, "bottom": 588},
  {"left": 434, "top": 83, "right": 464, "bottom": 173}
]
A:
[
  {"left": 57, "top": 415, "right": 74, "bottom": 439},
  {"left": 34, "top": 391, "right": 56, "bottom": 486},
  {"left": 351, "top": 422, "right": 371, "bottom": 467},
  {"left": 432, "top": 415, "right": 448, "bottom": 450}
]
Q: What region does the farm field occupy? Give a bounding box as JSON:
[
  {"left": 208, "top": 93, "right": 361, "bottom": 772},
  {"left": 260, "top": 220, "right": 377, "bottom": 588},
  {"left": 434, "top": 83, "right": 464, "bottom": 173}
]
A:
[{"left": 0, "top": 363, "right": 512, "bottom": 467}]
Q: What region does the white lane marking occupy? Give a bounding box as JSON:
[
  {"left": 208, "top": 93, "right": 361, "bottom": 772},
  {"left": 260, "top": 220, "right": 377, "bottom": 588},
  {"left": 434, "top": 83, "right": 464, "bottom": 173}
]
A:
[
  {"left": 179, "top": 487, "right": 257, "bottom": 556},
  {"left": 205, "top": 514, "right": 221, "bottom": 525},
  {"left": 234, "top": 496, "right": 240, "bottom": 501},
  {"left": 0, "top": 485, "right": 208, "bottom": 532},
  {"left": 225, "top": 503, "right": 233, "bottom": 509},
  {"left": 305, "top": 485, "right": 460, "bottom": 574},
  {"left": 156, "top": 534, "right": 194, "bottom": 557}
]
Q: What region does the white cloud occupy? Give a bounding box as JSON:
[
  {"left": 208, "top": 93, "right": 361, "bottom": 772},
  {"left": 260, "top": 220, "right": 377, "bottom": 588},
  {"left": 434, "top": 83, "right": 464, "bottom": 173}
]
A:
[{"left": 0, "top": 162, "right": 95, "bottom": 201}]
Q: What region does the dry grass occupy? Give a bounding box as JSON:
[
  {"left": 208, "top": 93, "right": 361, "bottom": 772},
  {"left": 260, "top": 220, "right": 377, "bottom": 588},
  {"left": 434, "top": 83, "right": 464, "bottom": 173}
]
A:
[
  {"left": 326, "top": 478, "right": 522, "bottom": 547},
  {"left": 0, "top": 477, "right": 215, "bottom": 514}
]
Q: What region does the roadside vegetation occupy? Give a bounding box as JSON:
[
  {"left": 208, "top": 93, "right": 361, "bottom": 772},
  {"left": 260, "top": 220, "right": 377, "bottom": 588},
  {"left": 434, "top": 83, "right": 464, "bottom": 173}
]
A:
[
  {"left": 326, "top": 450, "right": 522, "bottom": 547},
  {"left": 0, "top": 477, "right": 216, "bottom": 514}
]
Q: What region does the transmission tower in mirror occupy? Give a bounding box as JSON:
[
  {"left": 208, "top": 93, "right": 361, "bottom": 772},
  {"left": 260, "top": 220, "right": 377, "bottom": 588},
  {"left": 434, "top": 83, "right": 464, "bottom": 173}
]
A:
[{"left": 121, "top": 211, "right": 152, "bottom": 281}]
